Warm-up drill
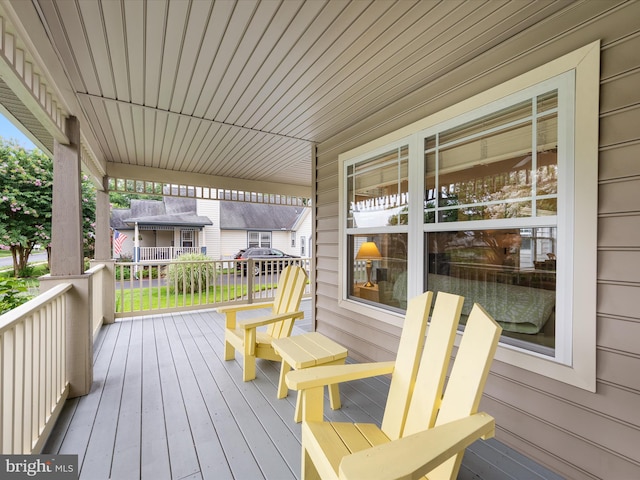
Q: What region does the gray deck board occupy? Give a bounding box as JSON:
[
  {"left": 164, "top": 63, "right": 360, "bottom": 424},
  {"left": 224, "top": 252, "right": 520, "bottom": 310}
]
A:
[
  {"left": 43, "top": 298, "right": 562, "bottom": 480},
  {"left": 44, "top": 301, "right": 323, "bottom": 479},
  {"left": 140, "top": 315, "right": 171, "bottom": 479},
  {"left": 110, "top": 314, "right": 143, "bottom": 480},
  {"left": 81, "top": 320, "right": 132, "bottom": 479}
]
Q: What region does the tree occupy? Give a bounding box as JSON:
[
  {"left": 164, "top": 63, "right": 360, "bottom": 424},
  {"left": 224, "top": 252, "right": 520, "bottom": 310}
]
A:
[
  {"left": 109, "top": 191, "right": 162, "bottom": 209},
  {"left": 81, "top": 175, "right": 96, "bottom": 258},
  {"left": 0, "top": 139, "right": 97, "bottom": 275},
  {"left": 0, "top": 140, "right": 53, "bottom": 275}
]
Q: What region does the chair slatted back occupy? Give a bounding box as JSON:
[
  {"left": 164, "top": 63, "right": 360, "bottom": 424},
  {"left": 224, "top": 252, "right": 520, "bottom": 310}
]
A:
[
  {"left": 380, "top": 291, "right": 433, "bottom": 441},
  {"left": 403, "top": 292, "right": 464, "bottom": 437},
  {"left": 266, "top": 265, "right": 308, "bottom": 339},
  {"left": 426, "top": 303, "right": 502, "bottom": 480}
]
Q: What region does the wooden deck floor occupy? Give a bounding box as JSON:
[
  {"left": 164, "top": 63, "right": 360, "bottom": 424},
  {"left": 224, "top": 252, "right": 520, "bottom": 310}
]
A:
[
  {"left": 43, "top": 299, "right": 563, "bottom": 480},
  {"left": 43, "top": 300, "right": 391, "bottom": 480}
]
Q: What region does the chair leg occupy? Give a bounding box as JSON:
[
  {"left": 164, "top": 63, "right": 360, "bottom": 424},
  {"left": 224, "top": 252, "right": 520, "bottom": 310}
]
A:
[
  {"left": 277, "top": 360, "right": 291, "bottom": 399},
  {"left": 328, "top": 358, "right": 345, "bottom": 411},
  {"left": 243, "top": 354, "right": 256, "bottom": 382},
  {"left": 300, "top": 386, "right": 324, "bottom": 423},
  {"left": 302, "top": 446, "right": 321, "bottom": 480},
  {"left": 224, "top": 340, "right": 235, "bottom": 361},
  {"left": 294, "top": 392, "right": 303, "bottom": 423},
  {"left": 328, "top": 383, "right": 341, "bottom": 411}
]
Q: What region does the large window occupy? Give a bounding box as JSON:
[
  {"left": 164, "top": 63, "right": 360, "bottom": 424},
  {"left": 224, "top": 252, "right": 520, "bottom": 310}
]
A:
[
  {"left": 338, "top": 43, "right": 599, "bottom": 390},
  {"left": 345, "top": 144, "right": 409, "bottom": 312}
]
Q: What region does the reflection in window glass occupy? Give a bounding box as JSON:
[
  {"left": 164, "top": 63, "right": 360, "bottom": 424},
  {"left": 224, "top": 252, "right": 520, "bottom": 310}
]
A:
[
  {"left": 348, "top": 233, "right": 408, "bottom": 310},
  {"left": 425, "top": 228, "right": 556, "bottom": 355},
  {"left": 347, "top": 146, "right": 409, "bottom": 228},
  {"left": 424, "top": 92, "right": 558, "bottom": 223}
]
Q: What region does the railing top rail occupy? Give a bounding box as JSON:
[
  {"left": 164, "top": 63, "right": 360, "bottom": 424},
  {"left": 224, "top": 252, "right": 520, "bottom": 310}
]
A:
[
  {"left": 86, "top": 263, "right": 107, "bottom": 274},
  {"left": 0, "top": 282, "right": 72, "bottom": 332}
]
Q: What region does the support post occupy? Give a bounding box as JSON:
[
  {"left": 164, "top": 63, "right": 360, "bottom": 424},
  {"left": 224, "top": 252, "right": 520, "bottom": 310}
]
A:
[
  {"left": 46, "top": 116, "right": 93, "bottom": 397},
  {"left": 51, "top": 116, "right": 84, "bottom": 276},
  {"left": 91, "top": 186, "right": 115, "bottom": 324}
]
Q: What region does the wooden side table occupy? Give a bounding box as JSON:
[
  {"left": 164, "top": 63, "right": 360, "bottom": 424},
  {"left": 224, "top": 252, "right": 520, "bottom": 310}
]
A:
[{"left": 272, "top": 332, "right": 348, "bottom": 422}]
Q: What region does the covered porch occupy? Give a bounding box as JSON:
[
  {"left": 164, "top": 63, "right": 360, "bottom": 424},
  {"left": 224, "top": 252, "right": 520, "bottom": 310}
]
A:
[{"left": 1, "top": 1, "right": 639, "bottom": 479}]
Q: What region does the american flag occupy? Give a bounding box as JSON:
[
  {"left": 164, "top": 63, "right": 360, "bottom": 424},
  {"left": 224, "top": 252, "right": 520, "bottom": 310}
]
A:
[{"left": 113, "top": 229, "right": 127, "bottom": 256}]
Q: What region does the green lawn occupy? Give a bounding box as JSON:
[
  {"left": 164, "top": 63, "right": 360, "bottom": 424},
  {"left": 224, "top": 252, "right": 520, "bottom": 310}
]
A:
[{"left": 116, "top": 283, "right": 273, "bottom": 312}]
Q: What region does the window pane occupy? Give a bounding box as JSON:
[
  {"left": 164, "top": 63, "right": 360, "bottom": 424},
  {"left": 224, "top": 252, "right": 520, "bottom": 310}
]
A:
[
  {"left": 424, "top": 139, "right": 436, "bottom": 224},
  {"left": 425, "top": 228, "right": 556, "bottom": 355},
  {"left": 440, "top": 120, "right": 533, "bottom": 202},
  {"left": 261, "top": 232, "right": 271, "bottom": 248},
  {"left": 424, "top": 93, "right": 559, "bottom": 224},
  {"left": 347, "top": 146, "right": 409, "bottom": 228},
  {"left": 439, "top": 99, "right": 532, "bottom": 145},
  {"left": 348, "top": 233, "right": 408, "bottom": 310},
  {"left": 537, "top": 90, "right": 557, "bottom": 113},
  {"left": 248, "top": 231, "right": 259, "bottom": 247}
]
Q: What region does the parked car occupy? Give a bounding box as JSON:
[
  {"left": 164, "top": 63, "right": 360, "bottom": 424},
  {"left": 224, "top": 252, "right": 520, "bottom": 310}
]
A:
[{"left": 235, "top": 247, "right": 300, "bottom": 276}]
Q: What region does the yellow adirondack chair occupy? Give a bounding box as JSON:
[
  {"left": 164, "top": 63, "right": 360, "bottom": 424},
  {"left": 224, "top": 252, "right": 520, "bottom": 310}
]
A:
[
  {"left": 218, "top": 265, "right": 308, "bottom": 381},
  {"left": 286, "top": 291, "right": 502, "bottom": 480}
]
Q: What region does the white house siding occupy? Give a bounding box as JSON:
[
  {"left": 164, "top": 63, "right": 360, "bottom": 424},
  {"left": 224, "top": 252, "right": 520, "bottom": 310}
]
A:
[
  {"left": 197, "top": 199, "right": 221, "bottom": 258},
  {"left": 314, "top": 2, "right": 640, "bottom": 479},
  {"left": 219, "top": 230, "right": 247, "bottom": 260},
  {"left": 294, "top": 208, "right": 312, "bottom": 257},
  {"left": 271, "top": 231, "right": 296, "bottom": 256}
]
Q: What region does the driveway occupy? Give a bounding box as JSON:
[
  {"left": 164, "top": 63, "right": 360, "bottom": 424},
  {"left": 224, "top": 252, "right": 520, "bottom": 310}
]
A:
[{"left": 0, "top": 251, "right": 47, "bottom": 268}]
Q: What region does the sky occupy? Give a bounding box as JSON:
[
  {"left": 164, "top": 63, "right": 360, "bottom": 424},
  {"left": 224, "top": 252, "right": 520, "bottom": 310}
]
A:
[{"left": 0, "top": 112, "right": 37, "bottom": 149}]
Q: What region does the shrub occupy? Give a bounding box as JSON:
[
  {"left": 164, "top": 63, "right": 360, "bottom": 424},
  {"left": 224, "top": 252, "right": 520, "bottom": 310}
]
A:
[
  {"left": 0, "top": 278, "right": 32, "bottom": 315},
  {"left": 167, "top": 253, "right": 215, "bottom": 293}
]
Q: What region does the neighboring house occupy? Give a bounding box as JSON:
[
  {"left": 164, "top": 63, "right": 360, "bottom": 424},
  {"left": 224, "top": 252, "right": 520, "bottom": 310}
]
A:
[
  {"left": 110, "top": 196, "right": 212, "bottom": 259},
  {"left": 202, "top": 200, "right": 311, "bottom": 260},
  {"left": 111, "top": 197, "right": 311, "bottom": 260}
]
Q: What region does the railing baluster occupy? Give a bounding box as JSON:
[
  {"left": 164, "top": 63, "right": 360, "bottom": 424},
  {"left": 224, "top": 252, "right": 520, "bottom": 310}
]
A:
[{"left": 0, "top": 283, "right": 71, "bottom": 454}]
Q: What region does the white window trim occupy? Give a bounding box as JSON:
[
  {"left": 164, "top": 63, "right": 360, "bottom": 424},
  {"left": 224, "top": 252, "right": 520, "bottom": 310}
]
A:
[{"left": 338, "top": 41, "right": 599, "bottom": 391}]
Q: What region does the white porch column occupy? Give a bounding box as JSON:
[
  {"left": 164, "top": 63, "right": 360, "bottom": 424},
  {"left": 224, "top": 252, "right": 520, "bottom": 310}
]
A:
[
  {"left": 90, "top": 184, "right": 115, "bottom": 325},
  {"left": 94, "top": 185, "right": 111, "bottom": 260},
  {"left": 41, "top": 116, "right": 93, "bottom": 398},
  {"left": 50, "top": 116, "right": 84, "bottom": 276}
]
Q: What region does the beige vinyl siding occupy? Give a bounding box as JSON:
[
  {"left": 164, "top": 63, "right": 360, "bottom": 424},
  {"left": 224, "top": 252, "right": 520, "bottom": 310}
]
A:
[{"left": 314, "top": 2, "right": 640, "bottom": 478}]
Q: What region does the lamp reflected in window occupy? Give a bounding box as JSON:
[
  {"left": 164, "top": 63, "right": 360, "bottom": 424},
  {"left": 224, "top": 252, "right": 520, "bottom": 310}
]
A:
[{"left": 356, "top": 241, "right": 382, "bottom": 287}]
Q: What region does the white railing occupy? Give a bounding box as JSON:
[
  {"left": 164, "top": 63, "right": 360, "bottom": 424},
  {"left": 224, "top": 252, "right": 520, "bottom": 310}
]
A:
[
  {"left": 115, "top": 257, "right": 312, "bottom": 317},
  {"left": 0, "top": 283, "right": 72, "bottom": 454},
  {"left": 138, "top": 246, "right": 201, "bottom": 261}
]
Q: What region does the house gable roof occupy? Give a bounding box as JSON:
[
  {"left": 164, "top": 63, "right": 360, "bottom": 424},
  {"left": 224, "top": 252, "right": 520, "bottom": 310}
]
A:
[
  {"left": 110, "top": 197, "right": 212, "bottom": 229},
  {"left": 220, "top": 203, "right": 307, "bottom": 231}
]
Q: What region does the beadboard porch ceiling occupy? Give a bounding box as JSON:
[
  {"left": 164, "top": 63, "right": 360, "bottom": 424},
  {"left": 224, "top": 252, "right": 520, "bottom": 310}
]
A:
[{"left": 14, "top": 0, "right": 569, "bottom": 193}]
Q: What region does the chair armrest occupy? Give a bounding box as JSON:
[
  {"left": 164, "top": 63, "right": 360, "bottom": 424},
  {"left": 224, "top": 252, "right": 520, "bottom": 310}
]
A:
[
  {"left": 286, "top": 361, "right": 395, "bottom": 391},
  {"left": 238, "top": 310, "right": 305, "bottom": 329},
  {"left": 217, "top": 302, "right": 275, "bottom": 329},
  {"left": 216, "top": 301, "right": 274, "bottom": 315},
  {"left": 338, "top": 412, "right": 495, "bottom": 480}
]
